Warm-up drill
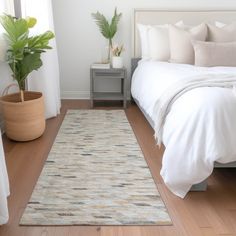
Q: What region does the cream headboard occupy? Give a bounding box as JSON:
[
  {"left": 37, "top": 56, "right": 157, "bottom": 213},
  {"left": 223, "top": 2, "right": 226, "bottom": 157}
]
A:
[{"left": 133, "top": 9, "right": 236, "bottom": 58}]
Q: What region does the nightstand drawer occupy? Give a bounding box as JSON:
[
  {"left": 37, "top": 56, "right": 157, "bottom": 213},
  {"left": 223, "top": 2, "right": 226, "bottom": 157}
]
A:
[{"left": 93, "top": 70, "right": 125, "bottom": 79}]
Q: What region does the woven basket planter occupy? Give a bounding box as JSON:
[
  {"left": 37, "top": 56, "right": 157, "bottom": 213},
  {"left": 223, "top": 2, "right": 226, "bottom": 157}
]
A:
[{"left": 0, "top": 91, "right": 45, "bottom": 141}]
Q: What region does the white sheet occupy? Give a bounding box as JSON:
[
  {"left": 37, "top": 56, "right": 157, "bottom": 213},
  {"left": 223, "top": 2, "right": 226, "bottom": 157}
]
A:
[
  {"left": 0, "top": 132, "right": 9, "bottom": 225},
  {"left": 131, "top": 60, "right": 236, "bottom": 198}
]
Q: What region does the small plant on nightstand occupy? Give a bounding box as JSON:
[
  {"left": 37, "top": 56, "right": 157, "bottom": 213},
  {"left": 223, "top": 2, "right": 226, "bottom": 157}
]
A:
[
  {"left": 111, "top": 44, "right": 124, "bottom": 68},
  {"left": 91, "top": 7, "right": 122, "bottom": 63}
]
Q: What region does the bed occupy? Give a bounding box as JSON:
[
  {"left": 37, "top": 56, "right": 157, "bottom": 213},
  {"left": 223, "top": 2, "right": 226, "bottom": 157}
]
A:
[{"left": 131, "top": 9, "right": 236, "bottom": 198}]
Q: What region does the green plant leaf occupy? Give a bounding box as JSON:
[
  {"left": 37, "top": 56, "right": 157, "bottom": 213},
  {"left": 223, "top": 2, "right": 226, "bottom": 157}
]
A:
[
  {"left": 0, "top": 15, "right": 28, "bottom": 44},
  {"left": 11, "top": 39, "right": 27, "bottom": 52},
  {"left": 0, "top": 14, "right": 55, "bottom": 90},
  {"left": 109, "top": 8, "right": 122, "bottom": 38},
  {"left": 26, "top": 17, "right": 37, "bottom": 28},
  {"left": 91, "top": 7, "right": 122, "bottom": 47},
  {"left": 20, "top": 53, "right": 42, "bottom": 80},
  {"left": 91, "top": 11, "right": 111, "bottom": 39},
  {"left": 28, "top": 31, "right": 54, "bottom": 49}
]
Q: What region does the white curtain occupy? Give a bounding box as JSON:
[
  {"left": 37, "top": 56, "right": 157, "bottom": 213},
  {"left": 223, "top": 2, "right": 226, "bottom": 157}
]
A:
[
  {"left": 0, "top": 135, "right": 9, "bottom": 225},
  {"left": 0, "top": 0, "right": 13, "bottom": 15},
  {"left": 0, "top": 0, "right": 13, "bottom": 225},
  {"left": 21, "top": 0, "right": 61, "bottom": 119}
]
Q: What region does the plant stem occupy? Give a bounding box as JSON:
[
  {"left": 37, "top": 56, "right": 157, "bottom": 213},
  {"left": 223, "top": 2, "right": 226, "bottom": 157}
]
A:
[
  {"left": 20, "top": 90, "right": 25, "bottom": 102},
  {"left": 108, "top": 38, "right": 113, "bottom": 61},
  {"left": 109, "top": 38, "right": 113, "bottom": 49}
]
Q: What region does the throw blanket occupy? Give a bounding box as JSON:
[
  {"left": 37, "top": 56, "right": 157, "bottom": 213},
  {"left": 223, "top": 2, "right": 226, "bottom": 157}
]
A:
[{"left": 153, "top": 73, "right": 236, "bottom": 146}]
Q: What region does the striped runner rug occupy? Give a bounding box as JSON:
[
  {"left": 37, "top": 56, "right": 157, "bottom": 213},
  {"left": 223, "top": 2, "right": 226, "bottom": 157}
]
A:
[{"left": 20, "top": 110, "right": 171, "bottom": 225}]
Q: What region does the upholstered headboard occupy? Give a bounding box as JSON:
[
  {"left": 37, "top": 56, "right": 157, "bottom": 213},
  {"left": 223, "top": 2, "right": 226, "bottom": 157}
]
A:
[{"left": 132, "top": 8, "right": 236, "bottom": 58}]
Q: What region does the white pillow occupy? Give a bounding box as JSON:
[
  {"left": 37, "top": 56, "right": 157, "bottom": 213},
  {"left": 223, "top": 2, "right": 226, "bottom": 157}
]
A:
[
  {"left": 207, "top": 22, "right": 236, "bottom": 42},
  {"left": 137, "top": 21, "right": 184, "bottom": 60},
  {"left": 147, "top": 24, "right": 169, "bottom": 61},
  {"left": 174, "top": 21, "right": 194, "bottom": 30},
  {"left": 193, "top": 41, "right": 236, "bottom": 67},
  {"left": 169, "top": 23, "right": 207, "bottom": 64},
  {"left": 137, "top": 24, "right": 150, "bottom": 59}
]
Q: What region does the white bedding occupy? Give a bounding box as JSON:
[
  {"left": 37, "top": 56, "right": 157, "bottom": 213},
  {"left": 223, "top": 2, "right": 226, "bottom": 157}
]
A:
[{"left": 131, "top": 60, "right": 236, "bottom": 198}]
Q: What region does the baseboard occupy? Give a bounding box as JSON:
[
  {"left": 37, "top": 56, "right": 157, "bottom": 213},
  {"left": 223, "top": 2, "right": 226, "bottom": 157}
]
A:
[
  {"left": 61, "top": 91, "right": 90, "bottom": 99},
  {"left": 61, "top": 91, "right": 131, "bottom": 100}
]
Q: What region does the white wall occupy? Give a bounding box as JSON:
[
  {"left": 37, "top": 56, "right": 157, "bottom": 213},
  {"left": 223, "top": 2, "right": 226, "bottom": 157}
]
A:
[{"left": 52, "top": 0, "right": 236, "bottom": 99}]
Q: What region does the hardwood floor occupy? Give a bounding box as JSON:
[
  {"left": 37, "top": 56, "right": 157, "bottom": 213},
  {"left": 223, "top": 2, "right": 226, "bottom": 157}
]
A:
[{"left": 1, "top": 100, "right": 236, "bottom": 236}]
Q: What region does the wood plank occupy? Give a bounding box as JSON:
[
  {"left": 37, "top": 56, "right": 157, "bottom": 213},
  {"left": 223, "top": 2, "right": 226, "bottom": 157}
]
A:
[
  {"left": 200, "top": 227, "right": 217, "bottom": 236},
  {"left": 101, "top": 227, "right": 142, "bottom": 236}
]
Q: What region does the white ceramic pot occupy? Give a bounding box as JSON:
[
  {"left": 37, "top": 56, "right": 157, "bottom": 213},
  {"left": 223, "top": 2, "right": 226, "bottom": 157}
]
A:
[{"left": 112, "top": 56, "right": 123, "bottom": 68}]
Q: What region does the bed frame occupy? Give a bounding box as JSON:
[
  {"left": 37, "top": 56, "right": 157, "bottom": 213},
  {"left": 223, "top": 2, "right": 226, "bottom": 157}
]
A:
[{"left": 131, "top": 9, "right": 236, "bottom": 191}]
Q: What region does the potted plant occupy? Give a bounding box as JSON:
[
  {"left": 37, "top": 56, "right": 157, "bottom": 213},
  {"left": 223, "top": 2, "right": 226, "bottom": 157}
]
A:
[
  {"left": 0, "top": 14, "right": 54, "bottom": 141},
  {"left": 92, "top": 8, "right": 122, "bottom": 62},
  {"left": 111, "top": 44, "right": 124, "bottom": 68}
]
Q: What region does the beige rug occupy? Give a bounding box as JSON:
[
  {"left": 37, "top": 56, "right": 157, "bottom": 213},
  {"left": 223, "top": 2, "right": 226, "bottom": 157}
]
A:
[{"left": 20, "top": 110, "right": 172, "bottom": 225}]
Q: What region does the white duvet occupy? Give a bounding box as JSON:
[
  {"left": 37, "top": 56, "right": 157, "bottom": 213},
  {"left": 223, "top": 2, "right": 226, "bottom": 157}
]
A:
[{"left": 131, "top": 60, "right": 236, "bottom": 198}]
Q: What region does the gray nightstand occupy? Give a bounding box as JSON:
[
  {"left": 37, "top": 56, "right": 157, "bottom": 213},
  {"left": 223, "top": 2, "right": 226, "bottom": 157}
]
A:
[{"left": 90, "top": 67, "right": 127, "bottom": 108}]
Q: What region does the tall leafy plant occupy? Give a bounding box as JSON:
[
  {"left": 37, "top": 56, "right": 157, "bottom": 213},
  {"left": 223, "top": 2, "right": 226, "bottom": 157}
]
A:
[
  {"left": 92, "top": 8, "right": 122, "bottom": 61},
  {"left": 0, "top": 14, "right": 54, "bottom": 102}
]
